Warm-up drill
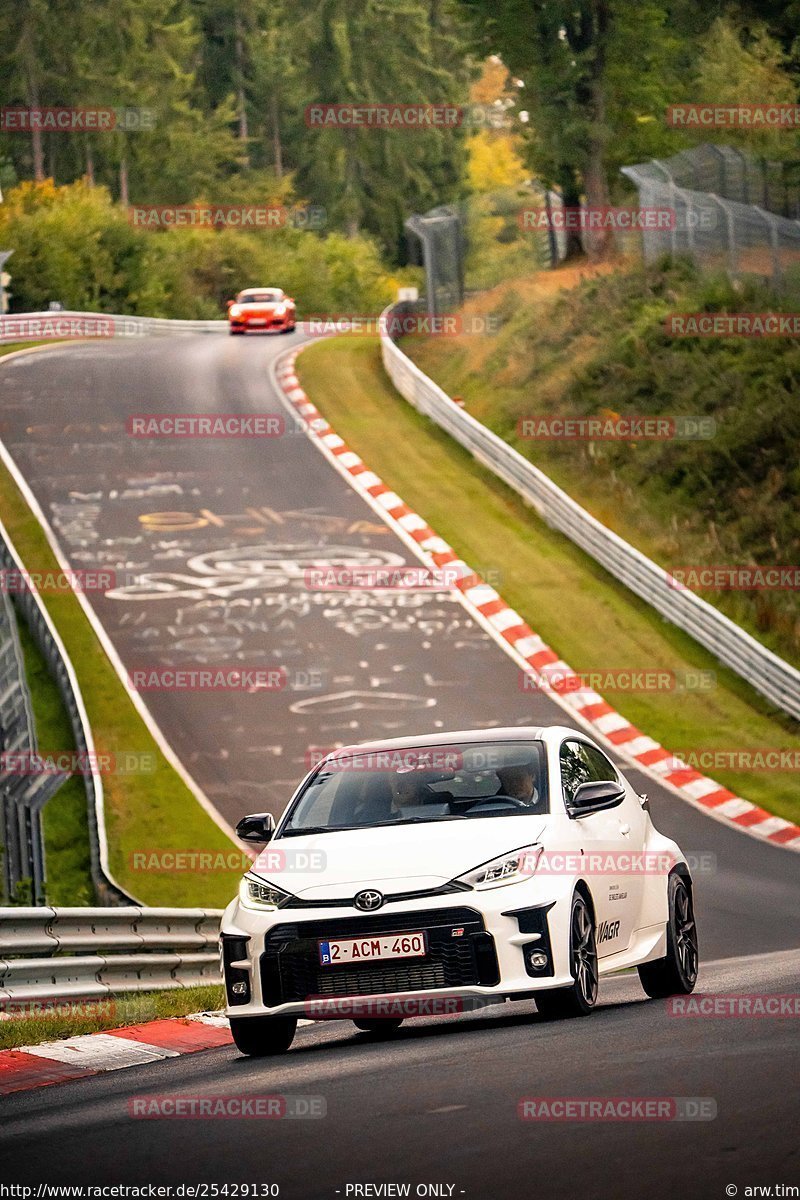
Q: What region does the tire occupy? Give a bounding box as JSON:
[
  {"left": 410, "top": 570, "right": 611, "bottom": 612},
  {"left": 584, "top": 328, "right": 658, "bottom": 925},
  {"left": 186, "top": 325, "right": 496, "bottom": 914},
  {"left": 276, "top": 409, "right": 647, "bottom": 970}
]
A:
[
  {"left": 230, "top": 1015, "right": 297, "bottom": 1056},
  {"left": 352, "top": 1018, "right": 404, "bottom": 1034},
  {"left": 229, "top": 328, "right": 244, "bottom": 336},
  {"left": 638, "top": 872, "right": 698, "bottom": 998},
  {"left": 535, "top": 891, "right": 598, "bottom": 1019}
]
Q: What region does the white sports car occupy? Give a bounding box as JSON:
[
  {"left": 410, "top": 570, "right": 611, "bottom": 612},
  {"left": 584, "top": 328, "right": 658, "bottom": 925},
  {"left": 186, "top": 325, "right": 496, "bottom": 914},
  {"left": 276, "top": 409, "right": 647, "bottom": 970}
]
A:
[{"left": 221, "top": 726, "right": 698, "bottom": 1056}]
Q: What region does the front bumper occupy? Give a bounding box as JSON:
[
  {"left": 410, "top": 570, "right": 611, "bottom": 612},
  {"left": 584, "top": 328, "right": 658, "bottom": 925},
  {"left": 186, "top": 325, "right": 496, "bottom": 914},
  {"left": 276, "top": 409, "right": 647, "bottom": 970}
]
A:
[
  {"left": 229, "top": 315, "right": 293, "bottom": 332},
  {"left": 221, "top": 884, "right": 575, "bottom": 1020}
]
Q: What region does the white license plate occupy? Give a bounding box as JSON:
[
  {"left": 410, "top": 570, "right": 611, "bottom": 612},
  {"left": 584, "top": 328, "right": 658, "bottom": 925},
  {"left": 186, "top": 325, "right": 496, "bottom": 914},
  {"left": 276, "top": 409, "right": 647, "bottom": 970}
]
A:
[
  {"left": 319, "top": 931, "right": 426, "bottom": 966},
  {"left": 249, "top": 318, "right": 267, "bottom": 325}
]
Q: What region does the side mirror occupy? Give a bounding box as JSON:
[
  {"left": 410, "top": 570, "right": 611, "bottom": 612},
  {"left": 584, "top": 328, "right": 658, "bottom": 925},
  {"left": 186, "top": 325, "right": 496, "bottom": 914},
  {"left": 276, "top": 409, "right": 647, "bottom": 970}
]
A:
[
  {"left": 226, "top": 299, "right": 235, "bottom": 309},
  {"left": 236, "top": 812, "right": 276, "bottom": 843},
  {"left": 569, "top": 779, "right": 625, "bottom": 817}
]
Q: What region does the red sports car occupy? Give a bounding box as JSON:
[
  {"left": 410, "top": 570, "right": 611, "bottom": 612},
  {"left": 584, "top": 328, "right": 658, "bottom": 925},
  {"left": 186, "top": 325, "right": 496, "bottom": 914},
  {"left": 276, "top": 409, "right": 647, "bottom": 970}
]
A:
[{"left": 227, "top": 287, "right": 297, "bottom": 335}]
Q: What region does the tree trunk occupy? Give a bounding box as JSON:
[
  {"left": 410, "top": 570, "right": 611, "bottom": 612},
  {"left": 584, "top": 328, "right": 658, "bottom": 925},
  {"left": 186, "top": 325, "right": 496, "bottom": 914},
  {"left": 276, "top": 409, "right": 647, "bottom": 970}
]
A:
[
  {"left": 583, "top": 0, "right": 612, "bottom": 261},
  {"left": 343, "top": 128, "right": 360, "bottom": 238},
  {"left": 558, "top": 171, "right": 585, "bottom": 260},
  {"left": 238, "top": 84, "right": 249, "bottom": 144},
  {"left": 119, "top": 156, "right": 129, "bottom": 207},
  {"left": 234, "top": 15, "right": 250, "bottom": 165},
  {"left": 85, "top": 136, "right": 95, "bottom": 185},
  {"left": 270, "top": 92, "right": 283, "bottom": 179},
  {"left": 27, "top": 72, "right": 45, "bottom": 181}
]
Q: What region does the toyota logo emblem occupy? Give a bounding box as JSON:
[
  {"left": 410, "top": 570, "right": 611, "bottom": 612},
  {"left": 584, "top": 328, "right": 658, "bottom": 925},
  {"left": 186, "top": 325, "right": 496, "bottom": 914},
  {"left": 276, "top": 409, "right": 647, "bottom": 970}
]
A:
[{"left": 354, "top": 889, "right": 384, "bottom": 912}]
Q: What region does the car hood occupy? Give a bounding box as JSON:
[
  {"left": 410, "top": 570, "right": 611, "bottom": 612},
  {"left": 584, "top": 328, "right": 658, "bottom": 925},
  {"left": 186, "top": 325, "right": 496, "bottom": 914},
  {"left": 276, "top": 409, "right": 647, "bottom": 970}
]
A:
[
  {"left": 238, "top": 302, "right": 286, "bottom": 313},
  {"left": 251, "top": 816, "right": 548, "bottom": 900}
]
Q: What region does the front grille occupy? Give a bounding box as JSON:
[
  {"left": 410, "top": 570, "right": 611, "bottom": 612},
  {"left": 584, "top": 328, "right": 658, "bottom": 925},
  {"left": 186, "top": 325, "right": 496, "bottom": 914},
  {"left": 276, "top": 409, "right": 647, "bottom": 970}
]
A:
[
  {"left": 283, "top": 881, "right": 471, "bottom": 909},
  {"left": 260, "top": 907, "right": 499, "bottom": 1005}
]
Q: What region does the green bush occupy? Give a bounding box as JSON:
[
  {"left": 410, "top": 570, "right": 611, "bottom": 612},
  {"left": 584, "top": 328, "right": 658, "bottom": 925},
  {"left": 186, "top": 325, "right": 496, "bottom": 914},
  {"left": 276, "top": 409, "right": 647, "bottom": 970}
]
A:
[{"left": 0, "top": 180, "right": 412, "bottom": 318}]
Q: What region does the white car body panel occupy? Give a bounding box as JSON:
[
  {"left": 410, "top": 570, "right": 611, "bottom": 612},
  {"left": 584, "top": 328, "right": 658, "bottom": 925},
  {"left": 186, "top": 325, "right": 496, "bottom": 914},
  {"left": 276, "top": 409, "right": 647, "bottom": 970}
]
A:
[{"left": 221, "top": 726, "right": 689, "bottom": 1020}]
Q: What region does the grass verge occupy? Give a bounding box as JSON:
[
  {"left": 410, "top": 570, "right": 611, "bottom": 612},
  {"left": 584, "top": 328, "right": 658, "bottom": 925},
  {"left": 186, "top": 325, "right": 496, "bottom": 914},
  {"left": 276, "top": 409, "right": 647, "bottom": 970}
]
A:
[
  {"left": 0, "top": 984, "right": 225, "bottom": 1050},
  {"left": 297, "top": 337, "right": 800, "bottom": 826},
  {"left": 404, "top": 259, "right": 800, "bottom": 666},
  {"left": 0, "top": 391, "right": 242, "bottom": 906},
  {"left": 0, "top": 343, "right": 51, "bottom": 360}
]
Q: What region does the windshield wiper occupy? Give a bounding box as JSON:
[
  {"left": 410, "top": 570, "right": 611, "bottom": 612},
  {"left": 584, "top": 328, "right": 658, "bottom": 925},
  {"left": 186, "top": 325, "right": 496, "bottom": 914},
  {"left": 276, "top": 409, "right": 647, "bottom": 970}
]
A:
[
  {"left": 280, "top": 824, "right": 364, "bottom": 837},
  {"left": 372, "top": 814, "right": 467, "bottom": 826},
  {"left": 280, "top": 814, "right": 468, "bottom": 836}
]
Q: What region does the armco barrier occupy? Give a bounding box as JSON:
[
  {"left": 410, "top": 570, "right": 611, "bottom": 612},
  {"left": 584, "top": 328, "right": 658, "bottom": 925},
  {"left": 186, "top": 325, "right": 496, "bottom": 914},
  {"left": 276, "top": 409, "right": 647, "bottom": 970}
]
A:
[
  {"left": 0, "top": 907, "right": 223, "bottom": 1003},
  {"left": 0, "top": 518, "right": 135, "bottom": 906},
  {"left": 0, "top": 312, "right": 226, "bottom": 342},
  {"left": 380, "top": 304, "right": 800, "bottom": 722}
]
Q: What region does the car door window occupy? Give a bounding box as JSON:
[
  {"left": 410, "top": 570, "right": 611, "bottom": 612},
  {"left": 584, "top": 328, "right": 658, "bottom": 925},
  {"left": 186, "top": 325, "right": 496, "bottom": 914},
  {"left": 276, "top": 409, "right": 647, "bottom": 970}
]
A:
[
  {"left": 560, "top": 740, "right": 619, "bottom": 805},
  {"left": 582, "top": 745, "right": 619, "bottom": 785},
  {"left": 560, "top": 741, "right": 591, "bottom": 804}
]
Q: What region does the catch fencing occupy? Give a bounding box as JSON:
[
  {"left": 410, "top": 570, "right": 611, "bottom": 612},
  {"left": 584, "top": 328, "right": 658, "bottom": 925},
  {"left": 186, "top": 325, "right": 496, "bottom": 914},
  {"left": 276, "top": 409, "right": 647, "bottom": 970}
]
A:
[
  {"left": 0, "top": 907, "right": 222, "bottom": 1004},
  {"left": 406, "top": 192, "right": 567, "bottom": 310},
  {"left": 380, "top": 304, "right": 800, "bottom": 722},
  {"left": 622, "top": 144, "right": 800, "bottom": 285},
  {"left": 405, "top": 206, "right": 465, "bottom": 316}
]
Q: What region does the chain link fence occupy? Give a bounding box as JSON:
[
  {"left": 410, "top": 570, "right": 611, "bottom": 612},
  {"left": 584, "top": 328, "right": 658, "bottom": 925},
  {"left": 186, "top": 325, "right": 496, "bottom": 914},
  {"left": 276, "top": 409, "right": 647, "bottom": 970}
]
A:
[
  {"left": 624, "top": 143, "right": 800, "bottom": 216},
  {"left": 405, "top": 205, "right": 465, "bottom": 316},
  {"left": 405, "top": 190, "right": 570, "bottom": 314},
  {"left": 622, "top": 144, "right": 800, "bottom": 285}
]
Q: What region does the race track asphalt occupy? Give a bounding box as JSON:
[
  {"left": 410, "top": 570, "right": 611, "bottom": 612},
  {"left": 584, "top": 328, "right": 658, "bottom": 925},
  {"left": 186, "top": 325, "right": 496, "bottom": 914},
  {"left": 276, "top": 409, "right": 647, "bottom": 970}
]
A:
[{"left": 0, "top": 333, "right": 797, "bottom": 1197}]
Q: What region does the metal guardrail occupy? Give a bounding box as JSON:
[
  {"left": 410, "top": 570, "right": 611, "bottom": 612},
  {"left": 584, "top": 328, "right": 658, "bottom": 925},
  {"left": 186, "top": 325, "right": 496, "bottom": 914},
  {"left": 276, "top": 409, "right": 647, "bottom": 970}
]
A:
[
  {"left": 0, "top": 312, "right": 227, "bottom": 343},
  {"left": 0, "top": 519, "right": 135, "bottom": 906},
  {"left": 0, "top": 907, "right": 223, "bottom": 1003},
  {"left": 380, "top": 304, "right": 800, "bottom": 722},
  {"left": 0, "top": 573, "right": 67, "bottom": 905}
]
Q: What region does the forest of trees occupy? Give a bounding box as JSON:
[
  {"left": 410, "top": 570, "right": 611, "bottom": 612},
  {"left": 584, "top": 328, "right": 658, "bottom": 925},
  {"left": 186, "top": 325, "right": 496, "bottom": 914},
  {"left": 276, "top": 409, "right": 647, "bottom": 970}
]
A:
[
  {"left": 0, "top": 0, "right": 470, "bottom": 256},
  {"left": 1, "top": 0, "right": 799, "bottom": 311}
]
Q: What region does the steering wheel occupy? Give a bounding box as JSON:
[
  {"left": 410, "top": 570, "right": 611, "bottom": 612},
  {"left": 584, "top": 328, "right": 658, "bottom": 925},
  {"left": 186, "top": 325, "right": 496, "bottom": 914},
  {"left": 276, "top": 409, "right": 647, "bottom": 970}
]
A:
[{"left": 465, "top": 794, "right": 530, "bottom": 812}]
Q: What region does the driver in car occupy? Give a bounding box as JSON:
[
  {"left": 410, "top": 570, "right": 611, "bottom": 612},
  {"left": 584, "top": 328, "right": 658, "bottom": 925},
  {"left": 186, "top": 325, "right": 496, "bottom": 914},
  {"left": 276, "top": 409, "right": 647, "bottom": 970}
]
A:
[{"left": 495, "top": 762, "right": 540, "bottom": 808}]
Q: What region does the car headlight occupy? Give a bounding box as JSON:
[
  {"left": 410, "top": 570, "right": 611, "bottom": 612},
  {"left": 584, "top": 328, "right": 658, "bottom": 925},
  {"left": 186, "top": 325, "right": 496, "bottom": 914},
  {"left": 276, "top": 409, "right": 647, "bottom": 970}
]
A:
[
  {"left": 454, "top": 845, "right": 542, "bottom": 890},
  {"left": 273, "top": 304, "right": 286, "bottom": 315},
  {"left": 239, "top": 873, "right": 294, "bottom": 909},
  {"left": 229, "top": 305, "right": 241, "bottom": 317}
]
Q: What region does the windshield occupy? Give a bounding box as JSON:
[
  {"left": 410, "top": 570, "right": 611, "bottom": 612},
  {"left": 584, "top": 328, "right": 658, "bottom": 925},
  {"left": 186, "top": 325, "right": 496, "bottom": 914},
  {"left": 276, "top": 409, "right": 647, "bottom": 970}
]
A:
[
  {"left": 239, "top": 290, "right": 282, "bottom": 303},
  {"left": 280, "top": 741, "right": 548, "bottom": 835}
]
